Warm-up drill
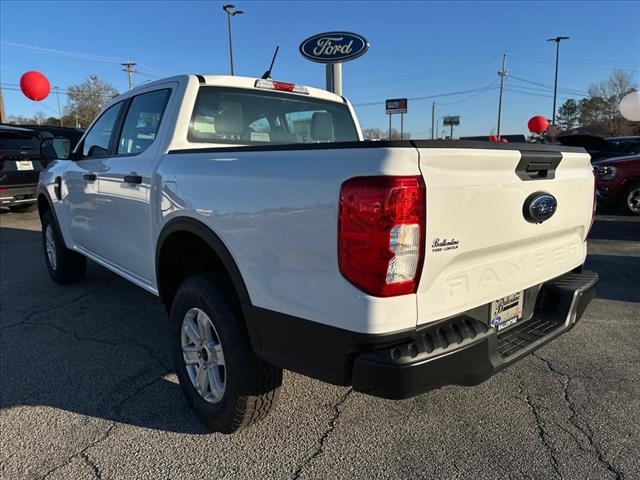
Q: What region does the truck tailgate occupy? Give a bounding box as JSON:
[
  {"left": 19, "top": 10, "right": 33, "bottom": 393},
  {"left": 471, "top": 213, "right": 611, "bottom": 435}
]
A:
[{"left": 416, "top": 145, "right": 594, "bottom": 326}]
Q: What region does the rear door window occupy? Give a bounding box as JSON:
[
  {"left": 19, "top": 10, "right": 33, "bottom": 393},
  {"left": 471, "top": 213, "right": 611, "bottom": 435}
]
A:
[{"left": 117, "top": 89, "right": 171, "bottom": 155}]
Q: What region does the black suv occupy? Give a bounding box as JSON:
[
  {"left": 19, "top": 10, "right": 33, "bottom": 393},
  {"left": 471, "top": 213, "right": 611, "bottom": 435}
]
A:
[{"left": 0, "top": 124, "right": 83, "bottom": 212}]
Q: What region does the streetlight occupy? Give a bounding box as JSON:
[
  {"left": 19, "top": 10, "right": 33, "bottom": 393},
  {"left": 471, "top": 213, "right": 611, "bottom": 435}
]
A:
[
  {"left": 547, "top": 36, "right": 570, "bottom": 125},
  {"left": 223, "top": 4, "right": 243, "bottom": 76}
]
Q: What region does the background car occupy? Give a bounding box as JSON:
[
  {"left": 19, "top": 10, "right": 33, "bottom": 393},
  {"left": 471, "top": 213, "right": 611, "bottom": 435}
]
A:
[
  {"left": 558, "top": 134, "right": 640, "bottom": 162},
  {"left": 0, "top": 124, "right": 82, "bottom": 212},
  {"left": 593, "top": 154, "right": 640, "bottom": 215}
]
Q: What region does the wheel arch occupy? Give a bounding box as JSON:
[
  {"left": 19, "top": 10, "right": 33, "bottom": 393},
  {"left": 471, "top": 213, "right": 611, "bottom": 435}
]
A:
[
  {"left": 155, "top": 216, "right": 252, "bottom": 308},
  {"left": 37, "top": 190, "right": 53, "bottom": 222}
]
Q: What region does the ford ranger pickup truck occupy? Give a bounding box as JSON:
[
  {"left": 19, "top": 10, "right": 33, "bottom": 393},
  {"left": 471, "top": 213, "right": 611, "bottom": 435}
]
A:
[{"left": 37, "top": 75, "right": 598, "bottom": 433}]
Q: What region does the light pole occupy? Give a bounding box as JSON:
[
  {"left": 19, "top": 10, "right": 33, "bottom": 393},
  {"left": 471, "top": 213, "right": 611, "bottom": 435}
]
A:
[
  {"left": 223, "top": 4, "right": 243, "bottom": 76},
  {"left": 547, "top": 36, "right": 569, "bottom": 125}
]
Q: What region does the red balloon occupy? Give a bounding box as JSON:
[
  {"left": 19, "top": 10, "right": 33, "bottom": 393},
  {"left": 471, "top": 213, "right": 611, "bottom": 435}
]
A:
[
  {"left": 489, "top": 135, "right": 498, "bottom": 142},
  {"left": 20, "top": 71, "right": 50, "bottom": 101},
  {"left": 527, "top": 115, "right": 549, "bottom": 134},
  {"left": 499, "top": 138, "right": 509, "bottom": 143}
]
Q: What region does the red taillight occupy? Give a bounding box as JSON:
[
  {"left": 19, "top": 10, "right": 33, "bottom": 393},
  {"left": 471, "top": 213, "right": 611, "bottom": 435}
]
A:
[{"left": 338, "top": 176, "right": 426, "bottom": 297}]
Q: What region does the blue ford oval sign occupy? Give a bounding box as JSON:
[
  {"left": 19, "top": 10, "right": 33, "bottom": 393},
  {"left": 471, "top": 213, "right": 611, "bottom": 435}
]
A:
[
  {"left": 299, "top": 31, "right": 369, "bottom": 63},
  {"left": 523, "top": 192, "right": 558, "bottom": 223}
]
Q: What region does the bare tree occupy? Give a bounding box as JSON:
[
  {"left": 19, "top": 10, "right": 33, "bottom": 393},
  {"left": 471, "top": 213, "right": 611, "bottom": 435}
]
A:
[
  {"left": 64, "top": 75, "right": 119, "bottom": 128},
  {"left": 362, "top": 127, "right": 384, "bottom": 140},
  {"left": 581, "top": 70, "right": 637, "bottom": 136}
]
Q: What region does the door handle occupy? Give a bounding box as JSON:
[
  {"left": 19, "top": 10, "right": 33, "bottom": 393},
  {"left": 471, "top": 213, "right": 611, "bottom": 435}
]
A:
[
  {"left": 123, "top": 175, "right": 142, "bottom": 184},
  {"left": 83, "top": 173, "right": 97, "bottom": 182}
]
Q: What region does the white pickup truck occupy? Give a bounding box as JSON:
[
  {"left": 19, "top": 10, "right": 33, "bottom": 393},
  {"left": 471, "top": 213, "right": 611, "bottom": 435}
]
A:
[{"left": 37, "top": 74, "right": 598, "bottom": 433}]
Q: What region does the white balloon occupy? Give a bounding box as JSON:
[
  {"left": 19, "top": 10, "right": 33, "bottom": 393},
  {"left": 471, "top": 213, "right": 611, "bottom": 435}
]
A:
[{"left": 620, "top": 91, "right": 640, "bottom": 121}]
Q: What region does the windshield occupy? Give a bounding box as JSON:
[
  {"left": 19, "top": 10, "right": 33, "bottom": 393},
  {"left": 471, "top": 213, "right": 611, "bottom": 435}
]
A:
[{"left": 188, "top": 87, "right": 359, "bottom": 145}]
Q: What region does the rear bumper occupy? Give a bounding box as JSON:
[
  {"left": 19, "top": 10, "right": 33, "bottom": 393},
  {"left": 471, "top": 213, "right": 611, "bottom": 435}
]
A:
[
  {"left": 0, "top": 185, "right": 38, "bottom": 207},
  {"left": 352, "top": 270, "right": 598, "bottom": 399},
  {"left": 246, "top": 270, "right": 598, "bottom": 400}
]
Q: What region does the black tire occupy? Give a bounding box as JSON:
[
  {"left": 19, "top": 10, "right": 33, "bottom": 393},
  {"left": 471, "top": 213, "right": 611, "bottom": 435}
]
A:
[
  {"left": 170, "top": 273, "right": 282, "bottom": 433},
  {"left": 9, "top": 204, "right": 37, "bottom": 213},
  {"left": 42, "top": 210, "right": 87, "bottom": 284},
  {"left": 622, "top": 181, "right": 640, "bottom": 215}
]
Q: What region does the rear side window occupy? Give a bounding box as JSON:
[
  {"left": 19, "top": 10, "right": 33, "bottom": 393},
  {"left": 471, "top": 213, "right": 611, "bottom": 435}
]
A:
[
  {"left": 188, "top": 87, "right": 358, "bottom": 145},
  {"left": 117, "top": 89, "right": 171, "bottom": 155},
  {"left": 82, "top": 102, "right": 123, "bottom": 158}
]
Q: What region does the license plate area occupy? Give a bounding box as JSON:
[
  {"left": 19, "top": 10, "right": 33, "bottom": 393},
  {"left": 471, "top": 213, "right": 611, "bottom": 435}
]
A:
[
  {"left": 16, "top": 160, "right": 34, "bottom": 171},
  {"left": 490, "top": 291, "right": 524, "bottom": 331}
]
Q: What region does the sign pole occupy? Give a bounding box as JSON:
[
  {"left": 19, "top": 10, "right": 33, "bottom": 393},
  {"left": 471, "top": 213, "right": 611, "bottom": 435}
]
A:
[
  {"left": 325, "top": 63, "right": 343, "bottom": 95},
  {"left": 333, "top": 63, "right": 342, "bottom": 96},
  {"left": 431, "top": 102, "right": 435, "bottom": 139},
  {"left": 325, "top": 64, "right": 333, "bottom": 93},
  {"left": 400, "top": 113, "right": 404, "bottom": 140},
  {"left": 388, "top": 114, "right": 392, "bottom": 140},
  {"left": 450, "top": 124, "right": 454, "bottom": 139}
]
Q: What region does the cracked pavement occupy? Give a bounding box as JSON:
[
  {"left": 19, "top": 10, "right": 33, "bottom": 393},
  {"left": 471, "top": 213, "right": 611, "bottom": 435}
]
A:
[{"left": 1, "top": 207, "right": 638, "bottom": 480}]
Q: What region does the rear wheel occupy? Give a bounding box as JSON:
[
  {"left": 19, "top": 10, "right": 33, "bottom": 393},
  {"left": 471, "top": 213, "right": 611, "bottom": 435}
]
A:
[
  {"left": 170, "top": 274, "right": 282, "bottom": 433},
  {"left": 623, "top": 181, "right": 640, "bottom": 215},
  {"left": 41, "top": 210, "right": 87, "bottom": 283}
]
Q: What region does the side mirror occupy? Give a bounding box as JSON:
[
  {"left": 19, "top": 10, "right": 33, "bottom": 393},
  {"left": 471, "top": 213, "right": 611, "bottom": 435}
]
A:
[{"left": 40, "top": 137, "right": 72, "bottom": 160}]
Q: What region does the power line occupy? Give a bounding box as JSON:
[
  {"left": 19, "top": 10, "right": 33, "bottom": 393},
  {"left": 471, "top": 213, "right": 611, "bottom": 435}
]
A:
[
  {"left": 0, "top": 41, "right": 123, "bottom": 64},
  {"left": 506, "top": 85, "right": 575, "bottom": 101},
  {"left": 0, "top": 84, "right": 115, "bottom": 99},
  {"left": 507, "top": 50, "right": 639, "bottom": 69},
  {"left": 437, "top": 80, "right": 499, "bottom": 105},
  {"left": 509, "top": 75, "right": 587, "bottom": 97},
  {"left": 352, "top": 83, "right": 500, "bottom": 107},
  {"left": 345, "top": 57, "right": 497, "bottom": 89}
]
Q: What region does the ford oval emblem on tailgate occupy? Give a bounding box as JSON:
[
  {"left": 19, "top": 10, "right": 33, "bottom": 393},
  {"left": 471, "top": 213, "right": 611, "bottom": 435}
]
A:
[{"left": 523, "top": 192, "right": 557, "bottom": 223}]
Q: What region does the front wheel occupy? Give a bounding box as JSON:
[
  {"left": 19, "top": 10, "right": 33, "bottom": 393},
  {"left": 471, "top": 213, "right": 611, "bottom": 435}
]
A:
[
  {"left": 41, "top": 210, "right": 87, "bottom": 284},
  {"left": 170, "top": 274, "right": 283, "bottom": 433},
  {"left": 623, "top": 181, "right": 640, "bottom": 215}
]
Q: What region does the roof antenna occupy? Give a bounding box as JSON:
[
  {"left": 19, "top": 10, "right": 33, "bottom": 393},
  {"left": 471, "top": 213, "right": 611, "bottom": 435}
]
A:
[{"left": 261, "top": 46, "right": 279, "bottom": 79}]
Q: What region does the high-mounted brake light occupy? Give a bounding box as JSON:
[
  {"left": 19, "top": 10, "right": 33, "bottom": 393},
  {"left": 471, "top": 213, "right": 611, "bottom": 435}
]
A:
[
  {"left": 254, "top": 79, "right": 309, "bottom": 94},
  {"left": 338, "top": 176, "right": 426, "bottom": 297}
]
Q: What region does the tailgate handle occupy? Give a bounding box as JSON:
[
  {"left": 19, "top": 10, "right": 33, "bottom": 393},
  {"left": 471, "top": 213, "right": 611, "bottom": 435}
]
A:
[
  {"left": 515, "top": 151, "right": 562, "bottom": 181},
  {"left": 123, "top": 175, "right": 142, "bottom": 184}
]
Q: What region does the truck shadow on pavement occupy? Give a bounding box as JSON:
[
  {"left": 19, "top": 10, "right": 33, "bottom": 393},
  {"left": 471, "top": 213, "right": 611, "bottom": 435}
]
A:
[
  {"left": 0, "top": 211, "right": 637, "bottom": 435},
  {"left": 0, "top": 227, "right": 210, "bottom": 435}
]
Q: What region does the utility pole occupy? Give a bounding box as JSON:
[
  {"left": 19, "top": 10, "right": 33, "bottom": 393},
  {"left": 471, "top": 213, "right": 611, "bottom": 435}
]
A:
[
  {"left": 496, "top": 53, "right": 507, "bottom": 139},
  {"left": 431, "top": 102, "right": 435, "bottom": 139},
  {"left": 54, "top": 86, "right": 63, "bottom": 127},
  {"left": 0, "top": 85, "right": 6, "bottom": 123},
  {"left": 223, "top": 4, "right": 244, "bottom": 76},
  {"left": 547, "top": 36, "right": 569, "bottom": 125},
  {"left": 121, "top": 61, "right": 137, "bottom": 90}
]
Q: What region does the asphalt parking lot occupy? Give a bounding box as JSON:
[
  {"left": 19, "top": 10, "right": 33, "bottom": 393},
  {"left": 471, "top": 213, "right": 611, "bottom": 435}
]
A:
[{"left": 1, "top": 207, "right": 638, "bottom": 480}]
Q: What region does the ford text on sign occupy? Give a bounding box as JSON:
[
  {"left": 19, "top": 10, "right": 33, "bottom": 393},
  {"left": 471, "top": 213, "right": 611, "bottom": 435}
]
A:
[
  {"left": 299, "top": 32, "right": 369, "bottom": 63},
  {"left": 385, "top": 98, "right": 408, "bottom": 114}
]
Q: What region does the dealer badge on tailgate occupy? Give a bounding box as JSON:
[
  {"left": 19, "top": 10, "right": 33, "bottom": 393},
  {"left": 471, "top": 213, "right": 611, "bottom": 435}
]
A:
[{"left": 490, "top": 291, "right": 524, "bottom": 331}]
